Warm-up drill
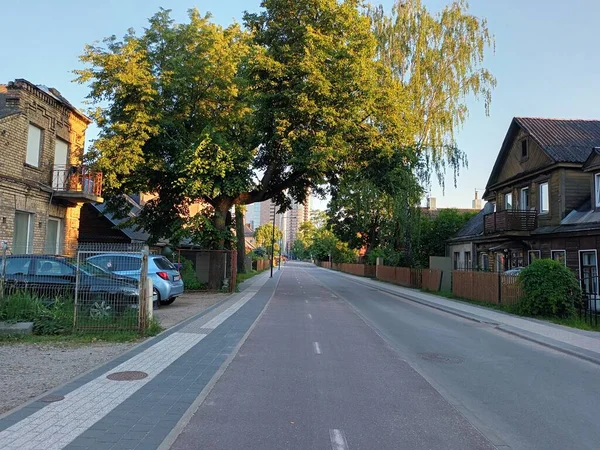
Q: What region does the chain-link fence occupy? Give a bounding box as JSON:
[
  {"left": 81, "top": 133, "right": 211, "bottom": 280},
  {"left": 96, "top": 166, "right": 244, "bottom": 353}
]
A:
[{"left": 0, "top": 241, "right": 151, "bottom": 333}]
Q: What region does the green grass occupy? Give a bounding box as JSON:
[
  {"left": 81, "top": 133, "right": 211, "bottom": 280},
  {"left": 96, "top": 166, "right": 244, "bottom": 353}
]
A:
[
  {"left": 237, "top": 268, "right": 268, "bottom": 284},
  {"left": 425, "top": 289, "right": 600, "bottom": 332}
]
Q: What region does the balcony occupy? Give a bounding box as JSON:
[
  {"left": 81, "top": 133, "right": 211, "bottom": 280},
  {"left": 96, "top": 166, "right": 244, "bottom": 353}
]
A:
[
  {"left": 484, "top": 210, "right": 538, "bottom": 235},
  {"left": 52, "top": 165, "right": 103, "bottom": 204}
]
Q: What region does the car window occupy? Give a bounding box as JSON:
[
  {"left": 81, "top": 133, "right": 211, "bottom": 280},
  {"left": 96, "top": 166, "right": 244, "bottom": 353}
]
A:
[
  {"left": 91, "top": 255, "right": 141, "bottom": 272},
  {"left": 34, "top": 259, "right": 74, "bottom": 276},
  {"left": 4, "top": 258, "right": 31, "bottom": 275},
  {"left": 154, "top": 257, "right": 176, "bottom": 270}
]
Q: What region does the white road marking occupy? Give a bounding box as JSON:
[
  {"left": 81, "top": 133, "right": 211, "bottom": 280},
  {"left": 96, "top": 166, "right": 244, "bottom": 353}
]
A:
[
  {"left": 0, "top": 291, "right": 257, "bottom": 450},
  {"left": 330, "top": 429, "right": 349, "bottom": 450},
  {"left": 308, "top": 313, "right": 312, "bottom": 319},
  {"left": 313, "top": 342, "right": 322, "bottom": 354},
  {"left": 331, "top": 294, "right": 337, "bottom": 298},
  {"left": 305, "top": 299, "right": 309, "bottom": 304}
]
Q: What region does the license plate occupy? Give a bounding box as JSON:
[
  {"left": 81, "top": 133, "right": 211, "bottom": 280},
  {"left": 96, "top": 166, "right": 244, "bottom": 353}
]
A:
[{"left": 174, "top": 275, "right": 181, "bottom": 281}]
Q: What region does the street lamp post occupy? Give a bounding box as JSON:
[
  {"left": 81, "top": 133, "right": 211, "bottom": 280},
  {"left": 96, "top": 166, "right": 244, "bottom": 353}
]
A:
[{"left": 270, "top": 204, "right": 276, "bottom": 278}]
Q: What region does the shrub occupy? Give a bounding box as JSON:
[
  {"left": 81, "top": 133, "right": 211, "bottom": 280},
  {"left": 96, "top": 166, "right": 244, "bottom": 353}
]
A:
[
  {"left": 179, "top": 257, "right": 206, "bottom": 290},
  {"left": 518, "top": 259, "right": 581, "bottom": 318},
  {"left": 0, "top": 293, "right": 73, "bottom": 335}
]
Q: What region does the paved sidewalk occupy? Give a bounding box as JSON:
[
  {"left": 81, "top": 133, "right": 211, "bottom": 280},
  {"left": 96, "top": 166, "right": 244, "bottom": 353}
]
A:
[
  {"left": 321, "top": 268, "right": 600, "bottom": 364},
  {"left": 0, "top": 271, "right": 278, "bottom": 450}
]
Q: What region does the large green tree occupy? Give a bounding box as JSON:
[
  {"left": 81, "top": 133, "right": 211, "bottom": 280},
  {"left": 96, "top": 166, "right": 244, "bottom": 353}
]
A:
[
  {"left": 254, "top": 223, "right": 283, "bottom": 257},
  {"left": 76, "top": 2, "right": 413, "bottom": 287}
]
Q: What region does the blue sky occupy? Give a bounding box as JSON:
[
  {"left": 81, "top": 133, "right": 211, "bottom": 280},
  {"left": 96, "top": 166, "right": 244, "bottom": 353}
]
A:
[{"left": 1, "top": 0, "right": 599, "bottom": 210}]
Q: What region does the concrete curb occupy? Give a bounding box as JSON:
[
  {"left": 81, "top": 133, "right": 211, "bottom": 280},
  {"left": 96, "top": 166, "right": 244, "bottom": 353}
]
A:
[{"left": 321, "top": 268, "right": 600, "bottom": 367}]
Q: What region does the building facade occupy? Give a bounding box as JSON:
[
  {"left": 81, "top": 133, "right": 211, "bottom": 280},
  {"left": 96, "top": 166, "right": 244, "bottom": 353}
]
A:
[
  {"left": 449, "top": 118, "right": 600, "bottom": 286},
  {"left": 0, "top": 79, "right": 102, "bottom": 255}
]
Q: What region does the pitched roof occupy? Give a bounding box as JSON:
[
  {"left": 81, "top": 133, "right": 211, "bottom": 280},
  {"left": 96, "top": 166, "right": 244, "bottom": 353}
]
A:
[
  {"left": 515, "top": 117, "right": 600, "bottom": 163},
  {"left": 449, "top": 209, "right": 485, "bottom": 241}
]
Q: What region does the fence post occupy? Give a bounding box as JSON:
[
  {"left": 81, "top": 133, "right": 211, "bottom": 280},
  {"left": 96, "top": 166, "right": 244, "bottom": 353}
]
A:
[
  {"left": 139, "top": 246, "right": 149, "bottom": 332},
  {"left": 498, "top": 272, "right": 502, "bottom": 305},
  {"left": 0, "top": 241, "right": 7, "bottom": 300}
]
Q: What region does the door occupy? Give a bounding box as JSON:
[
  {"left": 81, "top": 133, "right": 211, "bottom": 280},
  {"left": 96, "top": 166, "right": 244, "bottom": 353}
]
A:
[
  {"left": 520, "top": 187, "right": 529, "bottom": 210},
  {"left": 53, "top": 139, "right": 69, "bottom": 189},
  {"left": 580, "top": 251, "right": 598, "bottom": 312}
]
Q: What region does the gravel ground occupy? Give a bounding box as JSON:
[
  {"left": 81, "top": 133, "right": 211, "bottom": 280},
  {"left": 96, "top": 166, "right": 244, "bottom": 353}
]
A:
[
  {"left": 0, "top": 342, "right": 134, "bottom": 414},
  {"left": 153, "top": 292, "right": 227, "bottom": 329},
  {"left": 0, "top": 292, "right": 227, "bottom": 415}
]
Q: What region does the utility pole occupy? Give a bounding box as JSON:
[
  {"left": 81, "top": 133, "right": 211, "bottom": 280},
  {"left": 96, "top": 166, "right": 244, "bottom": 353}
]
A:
[{"left": 270, "top": 203, "right": 276, "bottom": 278}]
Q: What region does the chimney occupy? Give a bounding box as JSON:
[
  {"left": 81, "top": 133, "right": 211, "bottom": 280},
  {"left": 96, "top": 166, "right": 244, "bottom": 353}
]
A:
[
  {"left": 472, "top": 190, "right": 482, "bottom": 209},
  {"left": 427, "top": 197, "right": 437, "bottom": 210}
]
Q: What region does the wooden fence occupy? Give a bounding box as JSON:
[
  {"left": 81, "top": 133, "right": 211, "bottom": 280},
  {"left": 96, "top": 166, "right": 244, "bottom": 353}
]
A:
[
  {"left": 254, "top": 259, "right": 272, "bottom": 272},
  {"left": 316, "top": 262, "right": 375, "bottom": 277},
  {"left": 374, "top": 266, "right": 436, "bottom": 290},
  {"left": 452, "top": 271, "right": 522, "bottom": 305}
]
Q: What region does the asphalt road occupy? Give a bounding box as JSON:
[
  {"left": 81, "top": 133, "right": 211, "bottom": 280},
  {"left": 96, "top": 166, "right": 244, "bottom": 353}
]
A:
[{"left": 172, "top": 262, "right": 600, "bottom": 450}]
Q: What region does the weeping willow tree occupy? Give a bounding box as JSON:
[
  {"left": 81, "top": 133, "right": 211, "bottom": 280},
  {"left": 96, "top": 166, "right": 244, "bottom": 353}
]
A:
[{"left": 329, "top": 0, "right": 496, "bottom": 264}]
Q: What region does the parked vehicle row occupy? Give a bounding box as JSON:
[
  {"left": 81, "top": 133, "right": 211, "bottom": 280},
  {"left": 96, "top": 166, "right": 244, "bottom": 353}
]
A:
[{"left": 0, "top": 253, "right": 184, "bottom": 317}]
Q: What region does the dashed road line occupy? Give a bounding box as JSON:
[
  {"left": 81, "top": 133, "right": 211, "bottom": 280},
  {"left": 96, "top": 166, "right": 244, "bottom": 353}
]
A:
[
  {"left": 313, "top": 342, "right": 322, "bottom": 355},
  {"left": 308, "top": 313, "right": 313, "bottom": 319},
  {"left": 330, "top": 429, "right": 349, "bottom": 450}
]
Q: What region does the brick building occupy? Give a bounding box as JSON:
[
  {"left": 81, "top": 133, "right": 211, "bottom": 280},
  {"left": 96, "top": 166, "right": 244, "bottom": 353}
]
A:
[{"left": 0, "top": 79, "right": 102, "bottom": 255}]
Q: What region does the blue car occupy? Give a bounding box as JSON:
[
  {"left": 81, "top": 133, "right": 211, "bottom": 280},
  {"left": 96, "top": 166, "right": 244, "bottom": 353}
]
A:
[{"left": 87, "top": 254, "right": 184, "bottom": 305}]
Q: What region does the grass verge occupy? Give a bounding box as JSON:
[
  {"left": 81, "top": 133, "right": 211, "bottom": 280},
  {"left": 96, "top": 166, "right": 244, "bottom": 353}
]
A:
[
  {"left": 426, "top": 289, "right": 600, "bottom": 332},
  {"left": 237, "top": 268, "right": 269, "bottom": 284}
]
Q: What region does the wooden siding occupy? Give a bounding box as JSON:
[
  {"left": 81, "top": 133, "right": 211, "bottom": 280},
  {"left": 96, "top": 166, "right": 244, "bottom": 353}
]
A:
[
  {"left": 536, "top": 170, "right": 562, "bottom": 227},
  {"left": 495, "top": 129, "right": 553, "bottom": 185},
  {"left": 564, "top": 170, "right": 592, "bottom": 215}
]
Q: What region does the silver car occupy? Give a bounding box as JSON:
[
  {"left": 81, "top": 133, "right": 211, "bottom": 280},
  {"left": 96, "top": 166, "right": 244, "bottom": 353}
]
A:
[{"left": 87, "top": 254, "right": 184, "bottom": 305}]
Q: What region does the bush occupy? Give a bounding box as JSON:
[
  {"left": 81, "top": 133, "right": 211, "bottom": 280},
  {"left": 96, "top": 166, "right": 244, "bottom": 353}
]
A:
[
  {"left": 518, "top": 259, "right": 581, "bottom": 318},
  {"left": 0, "top": 292, "right": 73, "bottom": 335},
  {"left": 179, "top": 258, "right": 206, "bottom": 290}
]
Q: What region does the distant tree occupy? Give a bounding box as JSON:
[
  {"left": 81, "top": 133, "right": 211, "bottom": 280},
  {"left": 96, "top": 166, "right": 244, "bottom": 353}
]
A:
[{"left": 254, "top": 223, "right": 283, "bottom": 258}]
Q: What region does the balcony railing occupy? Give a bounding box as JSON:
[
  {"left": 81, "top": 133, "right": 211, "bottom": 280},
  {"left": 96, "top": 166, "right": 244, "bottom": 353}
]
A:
[
  {"left": 52, "top": 165, "right": 103, "bottom": 202},
  {"left": 484, "top": 210, "right": 538, "bottom": 234}
]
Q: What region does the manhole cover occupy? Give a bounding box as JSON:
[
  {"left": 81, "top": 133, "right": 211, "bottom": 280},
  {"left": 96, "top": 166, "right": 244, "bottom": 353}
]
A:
[
  {"left": 40, "top": 395, "right": 65, "bottom": 403},
  {"left": 107, "top": 371, "right": 148, "bottom": 381},
  {"left": 419, "top": 353, "right": 464, "bottom": 364}
]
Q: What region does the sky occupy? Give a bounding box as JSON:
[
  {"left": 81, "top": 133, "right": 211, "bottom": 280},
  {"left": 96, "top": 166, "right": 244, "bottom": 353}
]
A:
[{"left": 2, "top": 0, "right": 599, "bottom": 211}]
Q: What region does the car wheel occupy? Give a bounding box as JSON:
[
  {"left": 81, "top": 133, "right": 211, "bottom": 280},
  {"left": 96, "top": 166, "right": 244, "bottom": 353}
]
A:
[
  {"left": 160, "top": 297, "right": 176, "bottom": 306},
  {"left": 89, "top": 301, "right": 112, "bottom": 319}
]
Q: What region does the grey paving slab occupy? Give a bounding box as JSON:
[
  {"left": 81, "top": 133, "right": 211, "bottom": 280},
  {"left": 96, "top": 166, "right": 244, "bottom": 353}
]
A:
[{"left": 58, "top": 273, "right": 278, "bottom": 450}]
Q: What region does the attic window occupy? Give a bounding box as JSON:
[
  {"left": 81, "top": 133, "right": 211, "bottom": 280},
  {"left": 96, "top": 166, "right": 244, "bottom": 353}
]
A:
[{"left": 521, "top": 139, "right": 528, "bottom": 158}]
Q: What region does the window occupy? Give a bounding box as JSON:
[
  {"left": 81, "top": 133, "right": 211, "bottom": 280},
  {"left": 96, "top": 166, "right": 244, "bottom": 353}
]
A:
[
  {"left": 90, "top": 255, "right": 141, "bottom": 272},
  {"left": 539, "top": 182, "right": 549, "bottom": 214},
  {"left": 464, "top": 251, "right": 472, "bottom": 269},
  {"left": 580, "top": 251, "right": 598, "bottom": 297},
  {"left": 13, "top": 212, "right": 33, "bottom": 254},
  {"left": 34, "top": 259, "right": 74, "bottom": 276},
  {"left": 26, "top": 124, "right": 42, "bottom": 167},
  {"left": 5, "top": 258, "right": 31, "bottom": 275},
  {"left": 528, "top": 250, "right": 541, "bottom": 265},
  {"left": 505, "top": 192, "right": 513, "bottom": 210},
  {"left": 551, "top": 250, "right": 566, "bottom": 265},
  {"left": 45, "top": 218, "right": 61, "bottom": 254},
  {"left": 154, "top": 257, "right": 176, "bottom": 270},
  {"left": 481, "top": 253, "right": 489, "bottom": 271},
  {"left": 53, "top": 140, "right": 69, "bottom": 189},
  {"left": 521, "top": 139, "right": 528, "bottom": 158},
  {"left": 453, "top": 252, "right": 460, "bottom": 270},
  {"left": 595, "top": 174, "right": 600, "bottom": 208},
  {"left": 520, "top": 187, "right": 529, "bottom": 210}
]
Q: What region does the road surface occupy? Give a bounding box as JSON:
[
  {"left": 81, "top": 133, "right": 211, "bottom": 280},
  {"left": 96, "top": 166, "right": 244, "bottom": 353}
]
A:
[{"left": 172, "top": 262, "right": 600, "bottom": 450}]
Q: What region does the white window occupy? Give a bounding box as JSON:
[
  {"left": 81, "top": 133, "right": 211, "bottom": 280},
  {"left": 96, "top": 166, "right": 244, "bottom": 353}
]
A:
[
  {"left": 45, "top": 218, "right": 61, "bottom": 254},
  {"left": 453, "top": 252, "right": 460, "bottom": 270},
  {"left": 53, "top": 139, "right": 69, "bottom": 189},
  {"left": 539, "top": 182, "right": 549, "bottom": 214},
  {"left": 464, "top": 251, "right": 472, "bottom": 269},
  {"left": 551, "top": 250, "right": 566, "bottom": 265},
  {"left": 13, "top": 212, "right": 33, "bottom": 254},
  {"left": 520, "top": 187, "right": 529, "bottom": 210},
  {"left": 504, "top": 193, "right": 513, "bottom": 210},
  {"left": 26, "top": 124, "right": 42, "bottom": 167},
  {"left": 595, "top": 174, "right": 600, "bottom": 208},
  {"left": 528, "top": 250, "right": 541, "bottom": 265},
  {"left": 481, "top": 253, "right": 489, "bottom": 271}
]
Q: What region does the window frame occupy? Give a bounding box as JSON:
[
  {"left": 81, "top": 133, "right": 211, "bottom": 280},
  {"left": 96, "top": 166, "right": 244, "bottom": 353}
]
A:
[
  {"left": 504, "top": 192, "right": 513, "bottom": 211},
  {"left": 528, "top": 250, "right": 541, "bottom": 265},
  {"left": 521, "top": 139, "right": 528, "bottom": 159},
  {"left": 26, "top": 124, "right": 43, "bottom": 168},
  {"left": 551, "top": 250, "right": 566, "bottom": 265},
  {"left": 464, "top": 251, "right": 472, "bottom": 269},
  {"left": 595, "top": 173, "right": 600, "bottom": 208},
  {"left": 45, "top": 218, "right": 61, "bottom": 255},
  {"left": 453, "top": 252, "right": 461, "bottom": 270},
  {"left": 13, "top": 211, "right": 33, "bottom": 254},
  {"left": 481, "top": 253, "right": 489, "bottom": 271},
  {"left": 539, "top": 182, "right": 549, "bottom": 214},
  {"left": 520, "top": 187, "right": 529, "bottom": 211}
]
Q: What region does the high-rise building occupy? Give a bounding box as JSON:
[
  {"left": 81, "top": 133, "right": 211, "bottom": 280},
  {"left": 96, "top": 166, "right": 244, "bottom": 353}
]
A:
[{"left": 284, "top": 198, "right": 311, "bottom": 253}]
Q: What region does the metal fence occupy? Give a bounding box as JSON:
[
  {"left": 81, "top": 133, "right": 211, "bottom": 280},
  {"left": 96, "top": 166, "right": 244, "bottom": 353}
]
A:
[
  {"left": 579, "top": 274, "right": 599, "bottom": 327},
  {"left": 0, "top": 241, "right": 150, "bottom": 333}
]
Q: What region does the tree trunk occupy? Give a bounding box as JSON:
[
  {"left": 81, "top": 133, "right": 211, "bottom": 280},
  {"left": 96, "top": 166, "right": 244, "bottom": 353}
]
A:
[
  {"left": 235, "top": 205, "right": 246, "bottom": 274},
  {"left": 208, "top": 202, "right": 231, "bottom": 290}
]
